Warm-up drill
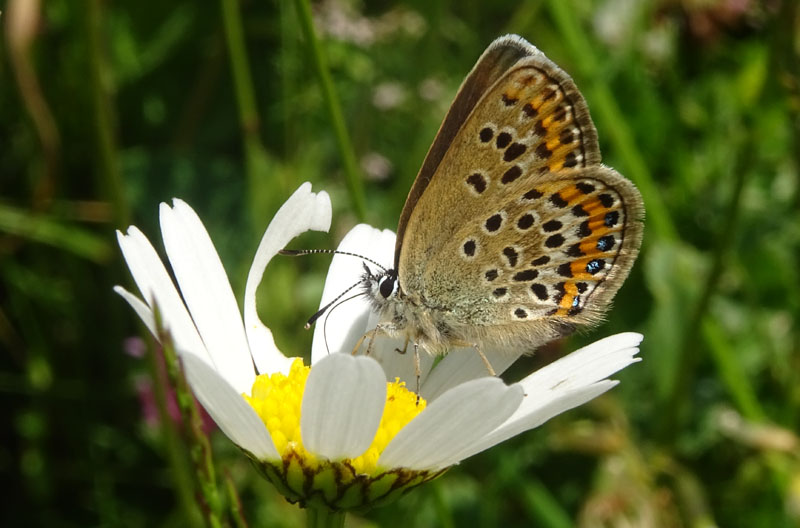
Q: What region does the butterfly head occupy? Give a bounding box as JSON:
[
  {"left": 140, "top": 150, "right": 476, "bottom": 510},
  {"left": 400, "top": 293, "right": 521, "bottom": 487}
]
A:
[
  {"left": 362, "top": 262, "right": 399, "bottom": 299},
  {"left": 362, "top": 263, "right": 401, "bottom": 310}
]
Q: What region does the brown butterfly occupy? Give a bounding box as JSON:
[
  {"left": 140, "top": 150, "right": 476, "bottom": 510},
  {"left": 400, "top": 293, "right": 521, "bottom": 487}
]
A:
[{"left": 357, "top": 35, "right": 644, "bottom": 373}]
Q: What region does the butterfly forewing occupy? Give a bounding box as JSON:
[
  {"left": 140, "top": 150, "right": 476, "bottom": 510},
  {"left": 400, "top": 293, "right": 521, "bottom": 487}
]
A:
[
  {"left": 394, "top": 35, "right": 594, "bottom": 266},
  {"left": 397, "top": 37, "right": 642, "bottom": 345}
]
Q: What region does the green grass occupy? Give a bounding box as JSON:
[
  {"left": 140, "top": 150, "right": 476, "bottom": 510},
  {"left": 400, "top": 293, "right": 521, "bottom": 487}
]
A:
[{"left": 2, "top": 0, "right": 799, "bottom": 526}]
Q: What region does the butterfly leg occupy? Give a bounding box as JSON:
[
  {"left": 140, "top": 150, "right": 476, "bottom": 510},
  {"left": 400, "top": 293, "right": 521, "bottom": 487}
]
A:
[
  {"left": 382, "top": 335, "right": 422, "bottom": 401},
  {"left": 366, "top": 323, "right": 389, "bottom": 356},
  {"left": 352, "top": 328, "right": 377, "bottom": 355},
  {"left": 394, "top": 336, "right": 410, "bottom": 355},
  {"left": 475, "top": 344, "right": 496, "bottom": 377},
  {"left": 389, "top": 337, "right": 421, "bottom": 400},
  {"left": 413, "top": 341, "right": 421, "bottom": 404},
  {"left": 352, "top": 323, "right": 394, "bottom": 356}
]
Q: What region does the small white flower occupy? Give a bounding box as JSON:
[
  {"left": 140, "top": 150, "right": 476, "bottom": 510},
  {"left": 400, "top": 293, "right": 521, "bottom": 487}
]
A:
[{"left": 115, "top": 183, "right": 643, "bottom": 511}]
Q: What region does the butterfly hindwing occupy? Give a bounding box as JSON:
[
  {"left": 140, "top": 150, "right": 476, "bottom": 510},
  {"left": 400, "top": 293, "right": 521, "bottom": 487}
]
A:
[{"left": 446, "top": 166, "right": 643, "bottom": 325}]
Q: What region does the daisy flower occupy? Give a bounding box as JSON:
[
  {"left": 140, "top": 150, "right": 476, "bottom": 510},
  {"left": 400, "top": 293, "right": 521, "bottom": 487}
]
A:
[{"left": 115, "top": 183, "right": 643, "bottom": 514}]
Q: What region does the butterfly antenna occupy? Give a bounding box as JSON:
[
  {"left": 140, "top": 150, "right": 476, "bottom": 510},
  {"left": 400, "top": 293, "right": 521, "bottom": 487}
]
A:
[
  {"left": 322, "top": 290, "right": 368, "bottom": 355},
  {"left": 280, "top": 248, "right": 387, "bottom": 272},
  {"left": 304, "top": 278, "right": 364, "bottom": 329}
]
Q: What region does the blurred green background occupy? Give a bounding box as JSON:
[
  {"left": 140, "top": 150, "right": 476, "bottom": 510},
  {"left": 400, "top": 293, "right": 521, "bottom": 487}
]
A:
[{"left": 2, "top": 0, "right": 799, "bottom": 526}]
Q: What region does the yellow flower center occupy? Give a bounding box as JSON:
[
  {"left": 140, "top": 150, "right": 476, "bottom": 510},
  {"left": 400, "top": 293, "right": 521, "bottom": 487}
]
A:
[
  {"left": 242, "top": 358, "right": 445, "bottom": 511},
  {"left": 243, "top": 358, "right": 426, "bottom": 475}
]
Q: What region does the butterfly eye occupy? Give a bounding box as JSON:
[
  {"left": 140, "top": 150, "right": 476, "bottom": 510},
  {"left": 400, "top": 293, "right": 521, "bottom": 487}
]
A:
[{"left": 379, "top": 275, "right": 397, "bottom": 299}]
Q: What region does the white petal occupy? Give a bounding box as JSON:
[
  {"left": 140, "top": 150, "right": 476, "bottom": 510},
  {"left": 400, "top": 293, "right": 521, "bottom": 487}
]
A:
[
  {"left": 522, "top": 333, "right": 643, "bottom": 399},
  {"left": 310, "top": 224, "right": 393, "bottom": 364},
  {"left": 378, "top": 377, "right": 523, "bottom": 470},
  {"left": 116, "top": 228, "right": 210, "bottom": 364},
  {"left": 113, "top": 285, "right": 156, "bottom": 335},
  {"left": 457, "top": 333, "right": 643, "bottom": 457},
  {"left": 451, "top": 381, "right": 618, "bottom": 461},
  {"left": 301, "top": 354, "right": 386, "bottom": 459},
  {"left": 180, "top": 352, "right": 278, "bottom": 460},
  {"left": 419, "top": 346, "right": 522, "bottom": 402},
  {"left": 159, "top": 200, "right": 255, "bottom": 394},
  {"left": 243, "top": 183, "right": 331, "bottom": 375},
  {"left": 418, "top": 332, "right": 640, "bottom": 403}
]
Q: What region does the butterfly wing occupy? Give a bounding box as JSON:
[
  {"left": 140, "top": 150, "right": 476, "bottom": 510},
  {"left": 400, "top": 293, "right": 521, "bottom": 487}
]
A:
[
  {"left": 393, "top": 35, "right": 593, "bottom": 268},
  {"left": 397, "top": 35, "right": 642, "bottom": 346},
  {"left": 442, "top": 165, "right": 643, "bottom": 323}
]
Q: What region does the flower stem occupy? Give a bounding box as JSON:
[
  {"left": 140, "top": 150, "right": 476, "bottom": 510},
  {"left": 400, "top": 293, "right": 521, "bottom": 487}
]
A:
[
  {"left": 545, "top": 0, "right": 675, "bottom": 242},
  {"left": 219, "top": 0, "right": 277, "bottom": 218},
  {"left": 157, "top": 311, "right": 225, "bottom": 528},
  {"left": 219, "top": 0, "right": 259, "bottom": 140},
  {"left": 7, "top": 0, "right": 61, "bottom": 209},
  {"left": 224, "top": 470, "right": 248, "bottom": 528},
  {"left": 663, "top": 131, "right": 759, "bottom": 432},
  {"left": 144, "top": 341, "right": 203, "bottom": 527},
  {"left": 306, "top": 507, "right": 346, "bottom": 528},
  {"left": 293, "top": 0, "right": 366, "bottom": 220},
  {"left": 86, "top": 0, "right": 129, "bottom": 228}
]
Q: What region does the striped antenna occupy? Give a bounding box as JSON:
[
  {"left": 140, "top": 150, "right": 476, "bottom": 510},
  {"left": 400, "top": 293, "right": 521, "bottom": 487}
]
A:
[{"left": 279, "top": 248, "right": 387, "bottom": 272}]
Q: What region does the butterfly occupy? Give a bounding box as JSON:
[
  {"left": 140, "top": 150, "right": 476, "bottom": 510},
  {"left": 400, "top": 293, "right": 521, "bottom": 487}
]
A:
[{"left": 357, "top": 34, "right": 644, "bottom": 373}]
